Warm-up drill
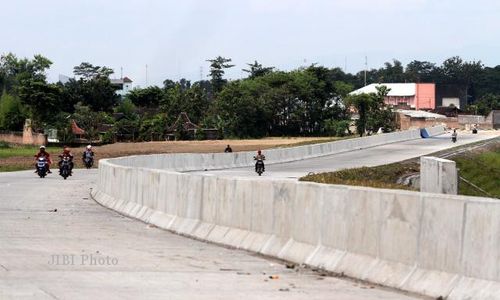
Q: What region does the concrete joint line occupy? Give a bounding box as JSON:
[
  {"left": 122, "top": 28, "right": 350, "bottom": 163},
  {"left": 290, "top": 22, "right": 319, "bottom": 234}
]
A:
[
  {"left": 399, "top": 264, "right": 418, "bottom": 289},
  {"left": 304, "top": 244, "right": 323, "bottom": 265},
  {"left": 277, "top": 238, "right": 294, "bottom": 258}
]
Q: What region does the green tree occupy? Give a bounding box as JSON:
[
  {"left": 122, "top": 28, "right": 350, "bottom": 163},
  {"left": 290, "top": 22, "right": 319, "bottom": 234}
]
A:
[
  {"left": 72, "top": 103, "right": 109, "bottom": 141},
  {"left": 126, "top": 86, "right": 164, "bottom": 107},
  {"left": 242, "top": 61, "right": 274, "bottom": 79},
  {"left": 346, "top": 86, "right": 395, "bottom": 136},
  {"left": 207, "top": 56, "right": 234, "bottom": 95},
  {"left": 0, "top": 91, "right": 26, "bottom": 130},
  {"left": 70, "top": 62, "right": 118, "bottom": 112},
  {"left": 405, "top": 60, "right": 437, "bottom": 82},
  {"left": 468, "top": 94, "right": 500, "bottom": 116},
  {"left": 73, "top": 62, "right": 114, "bottom": 80}
]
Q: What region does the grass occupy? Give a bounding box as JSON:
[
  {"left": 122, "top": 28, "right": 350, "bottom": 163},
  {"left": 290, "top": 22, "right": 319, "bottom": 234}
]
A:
[
  {"left": 300, "top": 141, "right": 500, "bottom": 199},
  {"left": 0, "top": 165, "right": 28, "bottom": 172},
  {"left": 300, "top": 163, "right": 419, "bottom": 190},
  {"left": 0, "top": 144, "right": 60, "bottom": 159},
  {"left": 454, "top": 147, "right": 500, "bottom": 198}
]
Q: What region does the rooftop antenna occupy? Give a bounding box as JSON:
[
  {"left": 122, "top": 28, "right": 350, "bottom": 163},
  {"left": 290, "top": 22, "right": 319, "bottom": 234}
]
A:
[
  {"left": 145, "top": 64, "right": 148, "bottom": 86},
  {"left": 364, "top": 56, "right": 368, "bottom": 86}
]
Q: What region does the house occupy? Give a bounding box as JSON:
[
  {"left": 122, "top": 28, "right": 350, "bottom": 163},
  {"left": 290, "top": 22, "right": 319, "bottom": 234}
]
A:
[
  {"left": 349, "top": 83, "right": 436, "bottom": 110},
  {"left": 166, "top": 112, "right": 219, "bottom": 140},
  {"left": 396, "top": 109, "right": 447, "bottom": 130},
  {"left": 110, "top": 77, "right": 133, "bottom": 96}
]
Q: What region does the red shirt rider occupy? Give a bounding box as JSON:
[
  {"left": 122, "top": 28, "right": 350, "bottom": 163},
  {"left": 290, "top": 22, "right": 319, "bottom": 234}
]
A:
[{"left": 34, "top": 146, "right": 52, "bottom": 173}]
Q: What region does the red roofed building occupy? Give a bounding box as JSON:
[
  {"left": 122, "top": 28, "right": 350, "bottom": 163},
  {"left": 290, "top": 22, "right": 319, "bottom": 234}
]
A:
[{"left": 71, "top": 119, "right": 85, "bottom": 138}]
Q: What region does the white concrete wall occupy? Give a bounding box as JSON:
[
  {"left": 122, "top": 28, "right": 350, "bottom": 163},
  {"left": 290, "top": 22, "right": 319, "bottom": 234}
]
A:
[
  {"left": 421, "top": 156, "right": 458, "bottom": 194},
  {"left": 91, "top": 126, "right": 500, "bottom": 299}
]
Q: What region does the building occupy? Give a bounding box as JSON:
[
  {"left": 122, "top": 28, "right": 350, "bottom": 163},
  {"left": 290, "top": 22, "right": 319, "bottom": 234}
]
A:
[
  {"left": 396, "top": 109, "right": 447, "bottom": 130},
  {"left": 435, "top": 84, "right": 467, "bottom": 109},
  {"left": 350, "top": 83, "right": 436, "bottom": 110},
  {"left": 110, "top": 77, "right": 133, "bottom": 96}
]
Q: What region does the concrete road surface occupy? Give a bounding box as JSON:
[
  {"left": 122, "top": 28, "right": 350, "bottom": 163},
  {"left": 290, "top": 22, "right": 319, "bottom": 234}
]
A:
[
  {"left": 196, "top": 131, "right": 499, "bottom": 179},
  {"left": 0, "top": 170, "right": 422, "bottom": 299}
]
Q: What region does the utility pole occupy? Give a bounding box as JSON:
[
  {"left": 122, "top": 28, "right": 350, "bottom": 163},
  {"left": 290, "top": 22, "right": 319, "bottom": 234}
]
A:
[
  {"left": 364, "top": 56, "right": 368, "bottom": 86},
  {"left": 344, "top": 56, "right": 347, "bottom": 73},
  {"left": 199, "top": 66, "right": 203, "bottom": 81},
  {"left": 145, "top": 64, "right": 148, "bottom": 86},
  {"left": 120, "top": 67, "right": 123, "bottom": 80}
]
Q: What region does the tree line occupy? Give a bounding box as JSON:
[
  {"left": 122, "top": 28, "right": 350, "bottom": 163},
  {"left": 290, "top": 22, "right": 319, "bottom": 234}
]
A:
[{"left": 0, "top": 53, "right": 499, "bottom": 141}]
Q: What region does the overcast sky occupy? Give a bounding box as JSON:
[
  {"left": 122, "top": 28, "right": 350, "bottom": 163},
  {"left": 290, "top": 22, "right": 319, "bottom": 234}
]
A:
[{"left": 1, "top": 0, "right": 499, "bottom": 86}]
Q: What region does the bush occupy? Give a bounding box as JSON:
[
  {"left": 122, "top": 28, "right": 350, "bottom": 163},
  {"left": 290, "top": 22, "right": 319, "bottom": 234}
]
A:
[
  {"left": 324, "top": 119, "right": 350, "bottom": 137},
  {"left": 194, "top": 129, "right": 206, "bottom": 140},
  {"left": 0, "top": 141, "right": 11, "bottom": 148}
]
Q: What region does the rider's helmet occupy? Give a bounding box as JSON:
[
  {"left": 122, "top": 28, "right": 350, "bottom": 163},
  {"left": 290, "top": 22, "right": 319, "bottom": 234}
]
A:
[
  {"left": 86, "top": 145, "right": 92, "bottom": 150},
  {"left": 257, "top": 150, "right": 262, "bottom": 155},
  {"left": 39, "top": 145, "right": 46, "bottom": 150}
]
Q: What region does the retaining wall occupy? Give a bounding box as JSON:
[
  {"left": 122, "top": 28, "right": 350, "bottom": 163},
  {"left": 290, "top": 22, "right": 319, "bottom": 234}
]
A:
[{"left": 92, "top": 126, "right": 500, "bottom": 299}]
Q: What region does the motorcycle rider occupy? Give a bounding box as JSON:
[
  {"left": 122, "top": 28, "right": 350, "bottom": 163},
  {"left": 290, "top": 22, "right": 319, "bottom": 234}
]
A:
[
  {"left": 254, "top": 150, "right": 266, "bottom": 172},
  {"left": 82, "top": 145, "right": 95, "bottom": 165},
  {"left": 58, "top": 146, "right": 74, "bottom": 176},
  {"left": 452, "top": 129, "right": 458, "bottom": 142},
  {"left": 34, "top": 146, "right": 52, "bottom": 173}
]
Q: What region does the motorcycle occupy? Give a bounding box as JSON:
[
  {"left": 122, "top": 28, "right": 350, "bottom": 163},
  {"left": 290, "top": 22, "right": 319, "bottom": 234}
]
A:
[
  {"left": 83, "top": 153, "right": 94, "bottom": 169},
  {"left": 36, "top": 157, "right": 48, "bottom": 178},
  {"left": 452, "top": 134, "right": 457, "bottom": 143},
  {"left": 254, "top": 157, "right": 265, "bottom": 176},
  {"left": 59, "top": 157, "right": 71, "bottom": 180}
]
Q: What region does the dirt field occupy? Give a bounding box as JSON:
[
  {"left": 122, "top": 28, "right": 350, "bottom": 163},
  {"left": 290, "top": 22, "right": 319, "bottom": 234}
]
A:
[{"left": 0, "top": 137, "right": 335, "bottom": 171}]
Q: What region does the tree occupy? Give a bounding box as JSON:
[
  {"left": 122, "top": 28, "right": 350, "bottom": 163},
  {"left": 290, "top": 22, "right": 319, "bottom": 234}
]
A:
[
  {"left": 0, "top": 53, "right": 59, "bottom": 128},
  {"left": 469, "top": 94, "right": 500, "bottom": 116},
  {"left": 405, "top": 60, "right": 437, "bottom": 82},
  {"left": 0, "top": 91, "right": 26, "bottom": 130},
  {"left": 346, "top": 86, "right": 395, "bottom": 136},
  {"left": 242, "top": 61, "right": 274, "bottom": 79},
  {"left": 126, "top": 86, "right": 164, "bottom": 107},
  {"left": 73, "top": 62, "right": 114, "bottom": 80},
  {"left": 69, "top": 63, "right": 118, "bottom": 112},
  {"left": 206, "top": 56, "right": 234, "bottom": 95},
  {"left": 377, "top": 59, "right": 405, "bottom": 83},
  {"left": 72, "top": 103, "right": 111, "bottom": 141}
]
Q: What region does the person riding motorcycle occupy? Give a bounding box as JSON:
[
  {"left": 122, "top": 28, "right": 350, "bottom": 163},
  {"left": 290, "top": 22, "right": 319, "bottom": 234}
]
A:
[
  {"left": 58, "top": 146, "right": 74, "bottom": 176},
  {"left": 254, "top": 150, "right": 266, "bottom": 172},
  {"left": 34, "top": 146, "right": 52, "bottom": 173},
  {"left": 82, "top": 145, "right": 95, "bottom": 165},
  {"left": 452, "top": 129, "right": 458, "bottom": 142}
]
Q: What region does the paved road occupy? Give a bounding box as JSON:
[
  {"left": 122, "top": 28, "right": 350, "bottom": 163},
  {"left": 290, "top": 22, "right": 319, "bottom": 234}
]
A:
[
  {"left": 0, "top": 170, "right": 422, "bottom": 299},
  {"left": 196, "top": 131, "right": 499, "bottom": 179},
  {"left": 1, "top": 131, "right": 497, "bottom": 299}
]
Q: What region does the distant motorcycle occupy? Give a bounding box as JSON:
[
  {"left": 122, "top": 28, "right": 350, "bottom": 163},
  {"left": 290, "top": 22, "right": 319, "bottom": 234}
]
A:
[
  {"left": 254, "top": 157, "right": 265, "bottom": 176},
  {"left": 83, "top": 154, "right": 93, "bottom": 169},
  {"left": 452, "top": 136, "right": 457, "bottom": 143},
  {"left": 59, "top": 157, "right": 71, "bottom": 180},
  {"left": 36, "top": 157, "right": 48, "bottom": 178}
]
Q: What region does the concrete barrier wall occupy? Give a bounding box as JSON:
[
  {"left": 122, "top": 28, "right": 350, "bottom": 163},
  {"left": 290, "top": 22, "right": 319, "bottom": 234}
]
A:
[
  {"left": 91, "top": 126, "right": 500, "bottom": 299},
  {"left": 111, "top": 127, "right": 443, "bottom": 172}
]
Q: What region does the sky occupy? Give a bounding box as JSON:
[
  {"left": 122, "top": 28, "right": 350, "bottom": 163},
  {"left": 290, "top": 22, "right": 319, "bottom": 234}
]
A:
[{"left": 1, "top": 0, "right": 499, "bottom": 87}]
